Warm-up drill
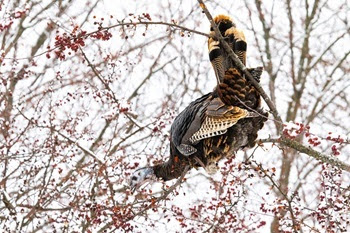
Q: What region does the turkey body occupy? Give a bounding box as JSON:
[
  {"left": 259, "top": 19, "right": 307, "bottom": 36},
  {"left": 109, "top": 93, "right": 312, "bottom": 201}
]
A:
[{"left": 152, "top": 68, "right": 267, "bottom": 181}]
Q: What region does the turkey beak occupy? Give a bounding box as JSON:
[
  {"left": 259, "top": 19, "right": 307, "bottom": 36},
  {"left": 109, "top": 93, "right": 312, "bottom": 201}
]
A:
[
  {"left": 130, "top": 183, "right": 137, "bottom": 193},
  {"left": 130, "top": 177, "right": 151, "bottom": 193}
]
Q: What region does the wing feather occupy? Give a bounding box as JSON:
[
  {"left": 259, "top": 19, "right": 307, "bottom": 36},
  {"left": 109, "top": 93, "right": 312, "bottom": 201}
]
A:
[{"left": 188, "top": 106, "right": 248, "bottom": 144}]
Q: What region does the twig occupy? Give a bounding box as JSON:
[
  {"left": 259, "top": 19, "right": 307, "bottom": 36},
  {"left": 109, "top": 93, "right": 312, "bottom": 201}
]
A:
[
  {"left": 251, "top": 160, "right": 299, "bottom": 231},
  {"left": 79, "top": 47, "right": 119, "bottom": 104},
  {"left": 1, "top": 190, "right": 17, "bottom": 215},
  {"left": 55, "top": 131, "right": 104, "bottom": 165},
  {"left": 127, "top": 40, "right": 176, "bottom": 102}
]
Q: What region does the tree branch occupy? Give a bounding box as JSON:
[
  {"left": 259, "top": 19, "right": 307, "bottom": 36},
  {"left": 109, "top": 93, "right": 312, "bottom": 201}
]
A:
[
  {"left": 262, "top": 138, "right": 350, "bottom": 172},
  {"left": 6, "top": 21, "right": 209, "bottom": 61}
]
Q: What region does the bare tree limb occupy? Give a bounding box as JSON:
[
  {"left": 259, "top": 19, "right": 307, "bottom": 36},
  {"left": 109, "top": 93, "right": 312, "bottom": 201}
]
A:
[
  {"left": 5, "top": 21, "right": 210, "bottom": 61},
  {"left": 261, "top": 138, "right": 350, "bottom": 172}
]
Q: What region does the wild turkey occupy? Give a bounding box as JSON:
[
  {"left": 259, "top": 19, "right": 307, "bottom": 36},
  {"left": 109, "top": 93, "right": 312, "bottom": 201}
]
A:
[
  {"left": 130, "top": 68, "right": 267, "bottom": 191},
  {"left": 129, "top": 15, "right": 267, "bottom": 192}
]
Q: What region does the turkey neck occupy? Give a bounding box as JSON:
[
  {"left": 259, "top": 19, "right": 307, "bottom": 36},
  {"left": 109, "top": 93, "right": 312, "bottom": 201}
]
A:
[{"left": 152, "top": 142, "right": 190, "bottom": 181}]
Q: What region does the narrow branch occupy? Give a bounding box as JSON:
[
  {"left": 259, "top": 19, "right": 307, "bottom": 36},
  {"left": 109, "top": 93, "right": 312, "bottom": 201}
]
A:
[
  {"left": 55, "top": 131, "right": 104, "bottom": 165},
  {"left": 251, "top": 161, "right": 299, "bottom": 231},
  {"left": 127, "top": 56, "right": 177, "bottom": 102},
  {"left": 103, "top": 21, "right": 209, "bottom": 37},
  {"left": 197, "top": 0, "right": 283, "bottom": 134},
  {"left": 80, "top": 47, "right": 119, "bottom": 104},
  {"left": 1, "top": 190, "right": 17, "bottom": 215},
  {"left": 127, "top": 40, "right": 176, "bottom": 102}
]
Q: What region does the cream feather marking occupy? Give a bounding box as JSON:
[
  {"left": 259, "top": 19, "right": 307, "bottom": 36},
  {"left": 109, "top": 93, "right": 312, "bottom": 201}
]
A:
[
  {"left": 225, "top": 27, "right": 246, "bottom": 40},
  {"left": 212, "top": 58, "right": 225, "bottom": 84},
  {"left": 208, "top": 37, "right": 225, "bottom": 84},
  {"left": 224, "top": 27, "right": 247, "bottom": 65},
  {"left": 208, "top": 37, "right": 219, "bottom": 52},
  {"left": 188, "top": 106, "right": 249, "bottom": 143},
  {"left": 208, "top": 15, "right": 247, "bottom": 83}
]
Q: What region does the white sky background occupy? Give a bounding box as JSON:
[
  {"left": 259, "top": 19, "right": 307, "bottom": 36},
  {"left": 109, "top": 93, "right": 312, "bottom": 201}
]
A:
[{"left": 1, "top": 0, "right": 350, "bottom": 232}]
